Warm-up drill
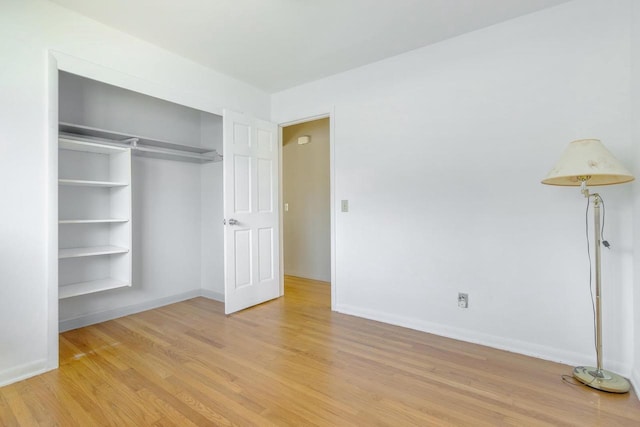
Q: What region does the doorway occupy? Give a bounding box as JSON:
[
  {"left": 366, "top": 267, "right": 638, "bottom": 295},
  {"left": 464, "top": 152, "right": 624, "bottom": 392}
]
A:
[{"left": 281, "top": 118, "right": 332, "bottom": 298}]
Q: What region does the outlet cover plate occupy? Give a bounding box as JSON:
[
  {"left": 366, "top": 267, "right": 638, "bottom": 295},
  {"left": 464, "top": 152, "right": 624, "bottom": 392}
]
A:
[{"left": 458, "top": 293, "right": 468, "bottom": 308}]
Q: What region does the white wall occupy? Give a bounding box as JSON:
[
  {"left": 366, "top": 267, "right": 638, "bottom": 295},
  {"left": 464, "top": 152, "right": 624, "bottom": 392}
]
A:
[
  {"left": 0, "top": 0, "right": 268, "bottom": 386},
  {"left": 273, "top": 0, "right": 636, "bottom": 375},
  {"left": 632, "top": 0, "right": 640, "bottom": 395},
  {"left": 283, "top": 119, "right": 331, "bottom": 281}
]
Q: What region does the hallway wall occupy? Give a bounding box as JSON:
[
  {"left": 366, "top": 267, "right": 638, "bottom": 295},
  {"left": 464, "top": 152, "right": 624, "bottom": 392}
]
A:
[{"left": 282, "top": 118, "right": 331, "bottom": 282}]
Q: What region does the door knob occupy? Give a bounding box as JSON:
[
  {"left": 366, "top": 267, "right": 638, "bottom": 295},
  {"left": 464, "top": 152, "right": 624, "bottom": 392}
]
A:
[{"left": 227, "top": 218, "right": 239, "bottom": 225}]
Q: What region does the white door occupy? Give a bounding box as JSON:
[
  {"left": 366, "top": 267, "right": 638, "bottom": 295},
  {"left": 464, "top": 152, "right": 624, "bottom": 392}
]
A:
[{"left": 223, "top": 109, "right": 280, "bottom": 314}]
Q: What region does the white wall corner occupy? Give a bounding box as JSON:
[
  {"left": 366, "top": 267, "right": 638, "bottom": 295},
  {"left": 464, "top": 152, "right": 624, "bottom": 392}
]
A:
[
  {"left": 0, "top": 359, "right": 49, "bottom": 388},
  {"left": 201, "top": 289, "right": 224, "bottom": 302}
]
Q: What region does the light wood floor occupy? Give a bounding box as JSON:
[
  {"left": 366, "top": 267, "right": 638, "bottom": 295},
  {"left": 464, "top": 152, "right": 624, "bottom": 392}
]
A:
[{"left": 1, "top": 276, "right": 640, "bottom": 426}]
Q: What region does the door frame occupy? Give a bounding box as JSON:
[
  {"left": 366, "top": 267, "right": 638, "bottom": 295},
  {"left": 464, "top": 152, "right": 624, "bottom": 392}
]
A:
[{"left": 278, "top": 112, "right": 336, "bottom": 309}]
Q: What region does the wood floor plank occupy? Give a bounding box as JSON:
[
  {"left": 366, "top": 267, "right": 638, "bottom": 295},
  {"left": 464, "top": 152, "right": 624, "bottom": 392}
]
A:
[
  {"left": 0, "top": 388, "right": 20, "bottom": 427},
  {"left": 1, "top": 275, "right": 639, "bottom": 425}
]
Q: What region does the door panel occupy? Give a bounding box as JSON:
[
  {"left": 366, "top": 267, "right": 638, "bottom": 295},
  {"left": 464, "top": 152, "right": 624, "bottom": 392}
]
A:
[
  {"left": 234, "top": 155, "right": 251, "bottom": 213},
  {"left": 224, "top": 110, "right": 280, "bottom": 314},
  {"left": 234, "top": 228, "right": 252, "bottom": 288},
  {"left": 258, "top": 227, "right": 274, "bottom": 281},
  {"left": 257, "top": 158, "right": 273, "bottom": 212},
  {"left": 234, "top": 122, "right": 251, "bottom": 148},
  {"left": 257, "top": 128, "right": 273, "bottom": 151}
]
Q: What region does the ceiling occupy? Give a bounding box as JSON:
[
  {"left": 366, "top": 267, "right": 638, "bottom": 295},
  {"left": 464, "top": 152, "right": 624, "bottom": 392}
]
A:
[{"left": 51, "top": 0, "right": 570, "bottom": 93}]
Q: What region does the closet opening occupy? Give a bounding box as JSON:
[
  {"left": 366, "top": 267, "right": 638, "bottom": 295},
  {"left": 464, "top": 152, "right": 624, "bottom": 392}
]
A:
[
  {"left": 56, "top": 71, "right": 225, "bottom": 337},
  {"left": 281, "top": 117, "right": 332, "bottom": 303}
]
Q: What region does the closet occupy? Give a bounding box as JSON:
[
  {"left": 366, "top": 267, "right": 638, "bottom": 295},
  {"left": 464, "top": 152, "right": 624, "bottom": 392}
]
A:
[{"left": 58, "top": 71, "right": 224, "bottom": 330}]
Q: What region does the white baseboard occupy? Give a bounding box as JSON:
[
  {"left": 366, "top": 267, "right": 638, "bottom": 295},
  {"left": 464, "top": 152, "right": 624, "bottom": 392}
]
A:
[
  {"left": 284, "top": 270, "right": 331, "bottom": 282},
  {"left": 334, "top": 303, "right": 629, "bottom": 374},
  {"left": 200, "top": 289, "right": 224, "bottom": 302},
  {"left": 2, "top": 290, "right": 222, "bottom": 388},
  {"left": 59, "top": 289, "right": 203, "bottom": 332},
  {"left": 60, "top": 289, "right": 225, "bottom": 332},
  {"left": 632, "top": 368, "right": 640, "bottom": 401},
  {"left": 0, "top": 359, "right": 49, "bottom": 387}
]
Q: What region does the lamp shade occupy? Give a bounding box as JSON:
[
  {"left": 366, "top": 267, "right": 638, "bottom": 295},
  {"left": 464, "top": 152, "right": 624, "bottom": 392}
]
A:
[{"left": 542, "top": 139, "right": 634, "bottom": 186}]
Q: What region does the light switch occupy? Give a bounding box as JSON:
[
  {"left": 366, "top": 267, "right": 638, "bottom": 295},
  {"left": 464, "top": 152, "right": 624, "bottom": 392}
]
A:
[
  {"left": 284, "top": 203, "right": 289, "bottom": 212},
  {"left": 341, "top": 200, "right": 349, "bottom": 212}
]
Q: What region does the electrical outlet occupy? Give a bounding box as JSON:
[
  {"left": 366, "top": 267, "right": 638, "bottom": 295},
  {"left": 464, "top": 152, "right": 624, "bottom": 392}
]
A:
[
  {"left": 458, "top": 293, "right": 468, "bottom": 309},
  {"left": 341, "top": 200, "right": 349, "bottom": 212}
]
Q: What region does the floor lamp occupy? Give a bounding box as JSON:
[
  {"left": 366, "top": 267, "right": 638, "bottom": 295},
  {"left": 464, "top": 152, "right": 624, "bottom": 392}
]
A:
[{"left": 542, "top": 138, "right": 634, "bottom": 393}]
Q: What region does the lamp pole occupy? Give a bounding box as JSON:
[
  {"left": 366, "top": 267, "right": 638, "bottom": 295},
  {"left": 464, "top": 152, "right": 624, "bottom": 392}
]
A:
[
  {"left": 592, "top": 193, "right": 603, "bottom": 376},
  {"left": 572, "top": 187, "right": 629, "bottom": 392}
]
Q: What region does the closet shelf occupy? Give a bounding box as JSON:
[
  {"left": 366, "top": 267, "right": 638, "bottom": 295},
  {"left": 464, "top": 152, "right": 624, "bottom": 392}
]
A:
[
  {"left": 59, "top": 245, "right": 129, "bottom": 259},
  {"left": 59, "top": 138, "right": 129, "bottom": 154},
  {"left": 133, "top": 145, "right": 219, "bottom": 163},
  {"left": 59, "top": 219, "right": 129, "bottom": 224},
  {"left": 59, "top": 122, "right": 222, "bottom": 163},
  {"left": 59, "top": 278, "right": 130, "bottom": 299},
  {"left": 59, "top": 179, "right": 128, "bottom": 188}
]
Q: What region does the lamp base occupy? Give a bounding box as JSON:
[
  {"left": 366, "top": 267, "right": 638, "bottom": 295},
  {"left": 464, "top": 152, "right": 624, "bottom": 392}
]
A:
[{"left": 573, "top": 366, "right": 630, "bottom": 393}]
